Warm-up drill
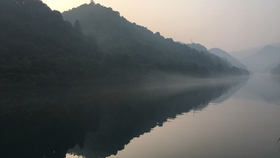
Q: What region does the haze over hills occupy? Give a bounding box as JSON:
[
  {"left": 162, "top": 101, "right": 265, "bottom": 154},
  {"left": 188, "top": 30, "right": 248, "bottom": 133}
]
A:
[
  {"left": 181, "top": 42, "right": 235, "bottom": 68},
  {"left": 181, "top": 42, "right": 247, "bottom": 70},
  {"left": 209, "top": 48, "right": 247, "bottom": 70},
  {"left": 230, "top": 47, "right": 263, "bottom": 61},
  {"left": 230, "top": 42, "right": 280, "bottom": 61},
  {"left": 242, "top": 45, "right": 280, "bottom": 73}
]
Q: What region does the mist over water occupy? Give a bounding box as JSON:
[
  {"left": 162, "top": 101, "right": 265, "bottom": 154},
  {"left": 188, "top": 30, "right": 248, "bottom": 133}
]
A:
[
  {"left": 138, "top": 73, "right": 249, "bottom": 96},
  {"left": 101, "top": 74, "right": 280, "bottom": 158},
  {"left": 63, "top": 75, "right": 250, "bottom": 158},
  {"left": 2, "top": 72, "right": 280, "bottom": 158},
  {"left": 0, "top": 73, "right": 248, "bottom": 158}
]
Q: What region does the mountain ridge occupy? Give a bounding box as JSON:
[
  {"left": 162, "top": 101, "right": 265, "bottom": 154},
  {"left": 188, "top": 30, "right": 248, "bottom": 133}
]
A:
[
  {"left": 242, "top": 45, "right": 280, "bottom": 73},
  {"left": 62, "top": 3, "right": 237, "bottom": 70},
  {"left": 209, "top": 48, "right": 247, "bottom": 70},
  {"left": 230, "top": 42, "right": 280, "bottom": 61}
]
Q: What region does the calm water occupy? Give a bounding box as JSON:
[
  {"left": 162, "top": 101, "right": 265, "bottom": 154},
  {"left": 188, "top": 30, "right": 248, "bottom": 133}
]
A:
[
  {"left": 1, "top": 74, "right": 280, "bottom": 158},
  {"left": 106, "top": 74, "right": 280, "bottom": 158}
]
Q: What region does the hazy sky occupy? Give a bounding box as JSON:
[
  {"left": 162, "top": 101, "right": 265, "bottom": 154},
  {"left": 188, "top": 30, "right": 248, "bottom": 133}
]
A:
[{"left": 42, "top": 0, "right": 280, "bottom": 52}]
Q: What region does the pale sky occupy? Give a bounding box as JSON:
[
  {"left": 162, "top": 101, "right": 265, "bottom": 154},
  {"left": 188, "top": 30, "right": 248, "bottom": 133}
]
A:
[{"left": 42, "top": 0, "right": 280, "bottom": 52}]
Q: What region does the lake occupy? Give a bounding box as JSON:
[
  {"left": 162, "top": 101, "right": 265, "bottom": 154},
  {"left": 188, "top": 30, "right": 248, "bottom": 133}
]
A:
[
  {"left": 1, "top": 74, "right": 280, "bottom": 158},
  {"left": 106, "top": 74, "right": 280, "bottom": 158}
]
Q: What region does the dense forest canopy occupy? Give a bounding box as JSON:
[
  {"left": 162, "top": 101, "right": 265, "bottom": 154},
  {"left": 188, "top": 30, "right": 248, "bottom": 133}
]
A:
[
  {"left": 0, "top": 0, "right": 249, "bottom": 89},
  {"left": 0, "top": 0, "right": 102, "bottom": 88}
]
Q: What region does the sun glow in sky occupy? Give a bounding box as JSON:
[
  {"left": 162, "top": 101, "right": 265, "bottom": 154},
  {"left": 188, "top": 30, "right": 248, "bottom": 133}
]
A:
[{"left": 42, "top": 0, "right": 280, "bottom": 52}]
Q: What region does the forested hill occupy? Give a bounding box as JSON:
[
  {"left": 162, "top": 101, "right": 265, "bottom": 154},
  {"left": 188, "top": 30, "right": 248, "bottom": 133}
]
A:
[
  {"left": 62, "top": 3, "right": 247, "bottom": 72},
  {"left": 209, "top": 48, "right": 247, "bottom": 70},
  {"left": 0, "top": 0, "right": 248, "bottom": 89},
  {"left": 0, "top": 0, "right": 101, "bottom": 88}
]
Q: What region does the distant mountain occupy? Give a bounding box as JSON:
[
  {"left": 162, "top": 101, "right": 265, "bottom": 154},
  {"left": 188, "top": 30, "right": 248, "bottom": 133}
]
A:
[
  {"left": 184, "top": 43, "right": 236, "bottom": 68},
  {"left": 263, "top": 63, "right": 279, "bottom": 73},
  {"left": 230, "top": 47, "right": 262, "bottom": 61},
  {"left": 230, "top": 42, "right": 280, "bottom": 61},
  {"left": 209, "top": 48, "right": 247, "bottom": 70},
  {"left": 243, "top": 45, "right": 280, "bottom": 73}
]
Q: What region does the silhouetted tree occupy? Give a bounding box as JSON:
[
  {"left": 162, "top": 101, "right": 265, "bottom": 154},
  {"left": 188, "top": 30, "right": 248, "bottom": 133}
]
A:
[
  {"left": 90, "top": 0, "right": 95, "bottom": 5},
  {"left": 74, "top": 19, "right": 82, "bottom": 32}
]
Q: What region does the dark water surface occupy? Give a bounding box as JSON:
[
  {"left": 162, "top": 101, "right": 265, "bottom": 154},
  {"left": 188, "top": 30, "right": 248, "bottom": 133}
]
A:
[{"left": 1, "top": 74, "right": 279, "bottom": 158}]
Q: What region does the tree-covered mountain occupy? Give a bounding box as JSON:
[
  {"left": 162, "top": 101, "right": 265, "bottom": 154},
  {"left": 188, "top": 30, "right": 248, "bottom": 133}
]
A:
[
  {"left": 0, "top": 0, "right": 248, "bottom": 89},
  {"left": 179, "top": 42, "right": 233, "bottom": 68},
  {"left": 0, "top": 0, "right": 102, "bottom": 88},
  {"left": 62, "top": 3, "right": 222, "bottom": 68},
  {"left": 209, "top": 48, "right": 247, "bottom": 70},
  {"left": 186, "top": 43, "right": 208, "bottom": 53},
  {"left": 183, "top": 43, "right": 247, "bottom": 70},
  {"left": 62, "top": 3, "right": 248, "bottom": 76}
]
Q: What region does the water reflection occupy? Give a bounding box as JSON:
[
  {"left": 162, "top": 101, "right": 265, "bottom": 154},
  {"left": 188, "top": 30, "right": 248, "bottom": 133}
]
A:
[
  {"left": 211, "top": 80, "right": 247, "bottom": 104},
  {"left": 234, "top": 74, "right": 280, "bottom": 104},
  {"left": 0, "top": 77, "right": 248, "bottom": 158},
  {"left": 107, "top": 74, "right": 280, "bottom": 158}
]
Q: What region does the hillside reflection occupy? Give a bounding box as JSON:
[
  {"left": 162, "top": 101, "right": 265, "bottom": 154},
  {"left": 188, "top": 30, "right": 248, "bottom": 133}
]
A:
[{"left": 0, "top": 77, "right": 248, "bottom": 158}]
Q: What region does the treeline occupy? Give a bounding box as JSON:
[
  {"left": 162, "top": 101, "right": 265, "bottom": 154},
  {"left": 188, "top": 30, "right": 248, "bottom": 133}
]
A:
[{"left": 0, "top": 0, "right": 249, "bottom": 89}]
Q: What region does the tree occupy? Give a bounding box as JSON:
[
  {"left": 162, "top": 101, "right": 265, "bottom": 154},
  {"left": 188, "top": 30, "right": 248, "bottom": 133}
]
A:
[
  {"left": 90, "top": 0, "right": 95, "bottom": 4},
  {"left": 74, "top": 19, "right": 82, "bottom": 32}
]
